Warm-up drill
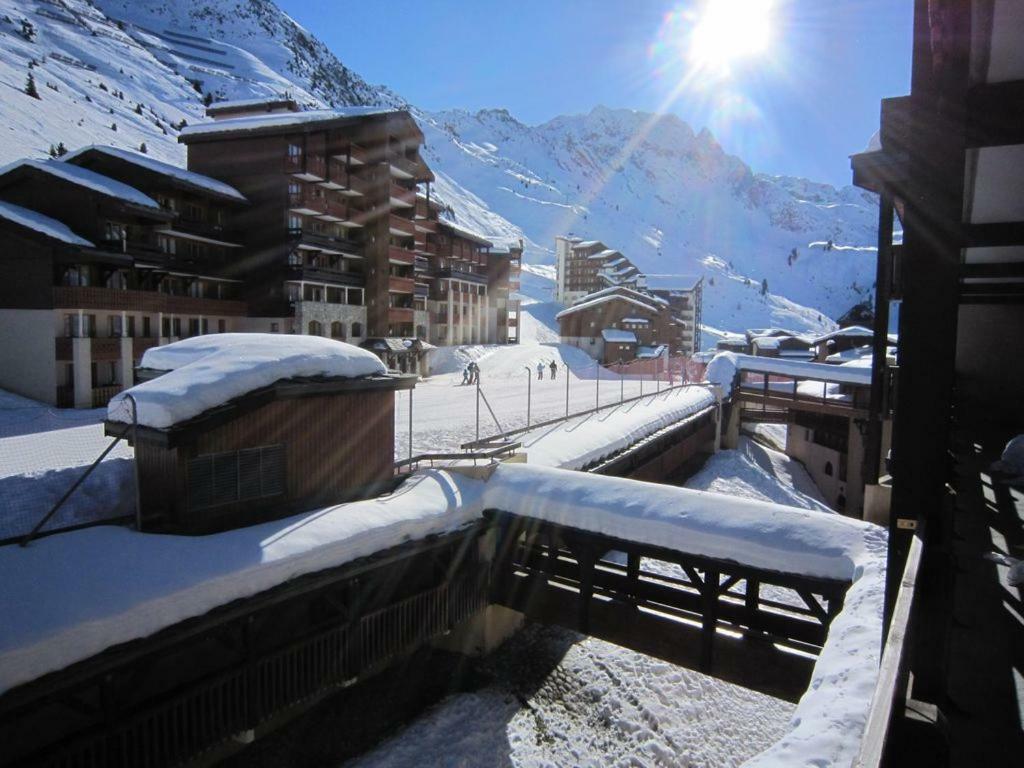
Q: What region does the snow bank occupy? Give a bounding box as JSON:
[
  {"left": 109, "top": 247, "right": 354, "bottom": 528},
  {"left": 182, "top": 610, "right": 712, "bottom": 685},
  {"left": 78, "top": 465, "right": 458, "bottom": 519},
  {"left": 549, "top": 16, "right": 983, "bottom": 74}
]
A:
[
  {"left": 0, "top": 159, "right": 160, "bottom": 210},
  {"left": 0, "top": 201, "right": 94, "bottom": 246},
  {"left": 521, "top": 386, "right": 716, "bottom": 470},
  {"left": 706, "top": 352, "right": 872, "bottom": 397},
  {"left": 0, "top": 469, "right": 486, "bottom": 695},
  {"left": 62, "top": 145, "right": 247, "bottom": 202},
  {"left": 107, "top": 334, "right": 387, "bottom": 428}
]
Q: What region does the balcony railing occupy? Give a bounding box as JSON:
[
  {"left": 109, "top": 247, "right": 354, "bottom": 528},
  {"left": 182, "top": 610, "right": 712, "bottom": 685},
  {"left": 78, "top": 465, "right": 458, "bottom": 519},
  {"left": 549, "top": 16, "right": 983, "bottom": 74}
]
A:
[
  {"left": 389, "top": 275, "right": 415, "bottom": 294},
  {"left": 414, "top": 217, "right": 437, "bottom": 233},
  {"left": 430, "top": 267, "right": 489, "bottom": 285},
  {"left": 331, "top": 143, "right": 367, "bottom": 167},
  {"left": 52, "top": 286, "right": 248, "bottom": 317},
  {"left": 389, "top": 215, "right": 416, "bottom": 238},
  {"left": 389, "top": 183, "right": 416, "bottom": 208},
  {"left": 287, "top": 265, "right": 365, "bottom": 288},
  {"left": 387, "top": 152, "right": 418, "bottom": 179},
  {"left": 287, "top": 228, "right": 362, "bottom": 255},
  {"left": 288, "top": 191, "right": 327, "bottom": 215},
  {"left": 286, "top": 154, "right": 326, "bottom": 180},
  {"left": 322, "top": 198, "right": 351, "bottom": 221},
  {"left": 388, "top": 245, "right": 416, "bottom": 265},
  {"left": 388, "top": 306, "right": 415, "bottom": 323},
  {"left": 414, "top": 282, "right": 430, "bottom": 298},
  {"left": 92, "top": 385, "right": 122, "bottom": 408},
  {"left": 414, "top": 256, "right": 429, "bottom": 271}
]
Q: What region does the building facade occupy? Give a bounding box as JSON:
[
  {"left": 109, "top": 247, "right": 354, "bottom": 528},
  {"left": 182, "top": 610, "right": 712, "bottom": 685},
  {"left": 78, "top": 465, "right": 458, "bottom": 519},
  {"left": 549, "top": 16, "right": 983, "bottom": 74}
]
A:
[
  {"left": 0, "top": 103, "right": 521, "bottom": 407},
  {"left": 555, "top": 286, "right": 683, "bottom": 364}
]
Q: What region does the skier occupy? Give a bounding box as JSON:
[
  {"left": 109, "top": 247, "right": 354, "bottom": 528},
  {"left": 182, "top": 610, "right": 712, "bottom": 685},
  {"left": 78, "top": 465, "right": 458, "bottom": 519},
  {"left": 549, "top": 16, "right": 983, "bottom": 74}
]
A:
[
  {"left": 462, "top": 365, "right": 471, "bottom": 385},
  {"left": 536, "top": 361, "right": 545, "bottom": 380},
  {"left": 549, "top": 360, "right": 558, "bottom": 380},
  {"left": 470, "top": 361, "right": 480, "bottom": 385}
]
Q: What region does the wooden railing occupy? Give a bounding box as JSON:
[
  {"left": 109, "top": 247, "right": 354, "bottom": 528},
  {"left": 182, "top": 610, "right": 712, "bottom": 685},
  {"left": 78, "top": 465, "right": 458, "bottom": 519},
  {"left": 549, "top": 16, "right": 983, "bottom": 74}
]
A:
[
  {"left": 52, "top": 287, "right": 248, "bottom": 316},
  {"left": 853, "top": 527, "right": 924, "bottom": 768},
  {"left": 388, "top": 275, "right": 415, "bottom": 294},
  {"left": 389, "top": 215, "right": 415, "bottom": 237},
  {"left": 388, "top": 245, "right": 416, "bottom": 265}
]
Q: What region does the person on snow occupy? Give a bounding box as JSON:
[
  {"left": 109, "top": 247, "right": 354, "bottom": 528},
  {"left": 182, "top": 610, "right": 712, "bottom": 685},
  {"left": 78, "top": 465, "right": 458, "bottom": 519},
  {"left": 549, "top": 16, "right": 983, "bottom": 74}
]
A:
[
  {"left": 549, "top": 360, "right": 558, "bottom": 380},
  {"left": 470, "top": 361, "right": 480, "bottom": 385},
  {"left": 537, "top": 361, "right": 545, "bottom": 380},
  {"left": 462, "top": 365, "right": 471, "bottom": 385}
]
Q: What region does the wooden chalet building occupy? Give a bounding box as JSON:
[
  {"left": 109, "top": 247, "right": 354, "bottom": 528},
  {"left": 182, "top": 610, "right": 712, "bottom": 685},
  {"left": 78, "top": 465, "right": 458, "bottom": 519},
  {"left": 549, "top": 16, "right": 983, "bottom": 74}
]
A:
[
  {"left": 0, "top": 156, "right": 248, "bottom": 408},
  {"left": 556, "top": 286, "right": 683, "bottom": 364}
]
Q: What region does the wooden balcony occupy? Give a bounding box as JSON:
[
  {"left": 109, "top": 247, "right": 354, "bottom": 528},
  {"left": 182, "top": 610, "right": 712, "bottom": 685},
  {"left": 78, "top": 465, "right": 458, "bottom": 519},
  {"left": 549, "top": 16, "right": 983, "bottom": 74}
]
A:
[
  {"left": 389, "top": 183, "right": 415, "bottom": 208},
  {"left": 388, "top": 215, "right": 415, "bottom": 238},
  {"left": 53, "top": 286, "right": 248, "bottom": 317},
  {"left": 288, "top": 228, "right": 362, "bottom": 256},
  {"left": 321, "top": 198, "right": 352, "bottom": 222},
  {"left": 414, "top": 282, "right": 430, "bottom": 298},
  {"left": 323, "top": 161, "right": 369, "bottom": 197},
  {"left": 414, "top": 217, "right": 437, "bottom": 233},
  {"left": 288, "top": 191, "right": 327, "bottom": 215},
  {"left": 331, "top": 143, "right": 367, "bottom": 167},
  {"left": 286, "top": 154, "right": 326, "bottom": 181},
  {"left": 388, "top": 245, "right": 416, "bottom": 265},
  {"left": 91, "top": 337, "right": 121, "bottom": 360},
  {"left": 388, "top": 275, "right": 415, "bottom": 294},
  {"left": 387, "top": 152, "right": 418, "bottom": 179},
  {"left": 388, "top": 306, "right": 415, "bottom": 324}
]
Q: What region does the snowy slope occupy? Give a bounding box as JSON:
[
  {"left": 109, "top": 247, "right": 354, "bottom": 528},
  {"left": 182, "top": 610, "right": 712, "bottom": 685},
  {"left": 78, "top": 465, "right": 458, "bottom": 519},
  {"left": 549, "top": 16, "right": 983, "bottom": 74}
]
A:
[{"left": 0, "top": 0, "right": 874, "bottom": 337}]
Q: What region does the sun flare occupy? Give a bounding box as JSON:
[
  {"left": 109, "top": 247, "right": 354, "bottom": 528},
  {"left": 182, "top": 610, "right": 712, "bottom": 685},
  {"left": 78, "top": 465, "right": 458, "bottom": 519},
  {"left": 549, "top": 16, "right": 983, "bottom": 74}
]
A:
[{"left": 688, "top": 0, "right": 775, "bottom": 74}]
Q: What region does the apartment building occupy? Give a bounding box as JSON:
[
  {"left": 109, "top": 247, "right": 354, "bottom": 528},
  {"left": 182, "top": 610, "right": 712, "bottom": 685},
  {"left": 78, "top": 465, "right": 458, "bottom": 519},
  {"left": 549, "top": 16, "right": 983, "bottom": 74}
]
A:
[
  {"left": 554, "top": 236, "right": 644, "bottom": 305},
  {"left": 179, "top": 103, "right": 432, "bottom": 342},
  {"left": 0, "top": 155, "right": 248, "bottom": 408},
  {"left": 555, "top": 286, "right": 684, "bottom": 364}
]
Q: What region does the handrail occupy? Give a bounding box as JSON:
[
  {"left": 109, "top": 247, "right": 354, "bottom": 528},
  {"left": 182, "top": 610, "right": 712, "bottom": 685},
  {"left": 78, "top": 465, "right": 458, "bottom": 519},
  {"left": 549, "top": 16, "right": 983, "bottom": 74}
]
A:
[
  {"left": 393, "top": 442, "right": 521, "bottom": 474},
  {"left": 852, "top": 522, "right": 925, "bottom": 768},
  {"left": 461, "top": 383, "right": 702, "bottom": 450}
]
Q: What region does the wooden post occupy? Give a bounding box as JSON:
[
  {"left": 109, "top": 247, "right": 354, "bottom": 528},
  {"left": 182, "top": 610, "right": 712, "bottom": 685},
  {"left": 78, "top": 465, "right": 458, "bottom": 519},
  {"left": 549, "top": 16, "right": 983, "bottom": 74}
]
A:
[
  {"left": 626, "top": 552, "right": 640, "bottom": 610},
  {"left": 701, "top": 568, "right": 719, "bottom": 672}
]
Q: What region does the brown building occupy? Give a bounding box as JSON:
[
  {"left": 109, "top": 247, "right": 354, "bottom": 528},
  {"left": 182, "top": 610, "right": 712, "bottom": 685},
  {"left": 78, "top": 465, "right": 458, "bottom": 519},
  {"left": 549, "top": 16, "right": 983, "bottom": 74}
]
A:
[
  {"left": 179, "top": 104, "right": 433, "bottom": 341},
  {"left": 0, "top": 156, "right": 249, "bottom": 408},
  {"left": 106, "top": 346, "right": 415, "bottom": 534},
  {"left": 555, "top": 236, "right": 643, "bottom": 305},
  {"left": 556, "top": 286, "right": 683, "bottom": 364}
]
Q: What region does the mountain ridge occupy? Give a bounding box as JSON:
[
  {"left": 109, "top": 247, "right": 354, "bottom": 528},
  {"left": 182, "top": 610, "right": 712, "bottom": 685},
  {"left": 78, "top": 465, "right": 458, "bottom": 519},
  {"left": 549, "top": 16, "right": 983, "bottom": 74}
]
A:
[{"left": 0, "top": 0, "right": 879, "bottom": 340}]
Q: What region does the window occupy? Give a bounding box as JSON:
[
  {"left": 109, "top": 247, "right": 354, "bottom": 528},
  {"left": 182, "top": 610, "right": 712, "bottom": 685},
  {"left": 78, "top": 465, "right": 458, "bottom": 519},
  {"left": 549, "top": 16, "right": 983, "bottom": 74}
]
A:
[
  {"left": 187, "top": 445, "right": 286, "bottom": 511},
  {"left": 824, "top": 461, "right": 834, "bottom": 477},
  {"left": 351, "top": 321, "right": 363, "bottom": 337},
  {"left": 308, "top": 320, "right": 323, "bottom": 336},
  {"left": 106, "top": 270, "right": 128, "bottom": 290},
  {"left": 270, "top": 322, "right": 280, "bottom": 333},
  {"left": 109, "top": 315, "right": 123, "bottom": 338},
  {"left": 184, "top": 203, "right": 203, "bottom": 222},
  {"left": 104, "top": 221, "right": 126, "bottom": 242},
  {"left": 142, "top": 316, "right": 151, "bottom": 338},
  {"left": 218, "top": 319, "right": 226, "bottom": 333},
  {"left": 188, "top": 318, "right": 201, "bottom": 337},
  {"left": 331, "top": 321, "right": 345, "bottom": 339},
  {"left": 288, "top": 143, "right": 302, "bottom": 160},
  {"left": 288, "top": 214, "right": 302, "bottom": 231},
  {"left": 159, "top": 236, "right": 176, "bottom": 255}
]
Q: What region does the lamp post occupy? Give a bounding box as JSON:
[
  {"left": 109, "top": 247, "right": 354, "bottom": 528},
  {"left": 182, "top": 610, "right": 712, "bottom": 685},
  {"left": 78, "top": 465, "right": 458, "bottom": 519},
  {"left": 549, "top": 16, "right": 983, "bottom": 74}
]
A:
[
  {"left": 565, "top": 362, "right": 570, "bottom": 418},
  {"left": 595, "top": 360, "right": 600, "bottom": 410},
  {"left": 619, "top": 359, "right": 624, "bottom": 403}
]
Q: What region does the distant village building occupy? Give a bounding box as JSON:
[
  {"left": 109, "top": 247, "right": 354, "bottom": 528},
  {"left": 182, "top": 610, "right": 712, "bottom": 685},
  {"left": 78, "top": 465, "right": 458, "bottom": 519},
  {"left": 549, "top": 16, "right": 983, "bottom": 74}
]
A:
[
  {"left": 105, "top": 335, "right": 414, "bottom": 533},
  {"left": 0, "top": 102, "right": 520, "bottom": 408},
  {"left": 809, "top": 326, "right": 896, "bottom": 363},
  {"left": 554, "top": 236, "right": 702, "bottom": 359},
  {"left": 555, "top": 286, "right": 684, "bottom": 364}
]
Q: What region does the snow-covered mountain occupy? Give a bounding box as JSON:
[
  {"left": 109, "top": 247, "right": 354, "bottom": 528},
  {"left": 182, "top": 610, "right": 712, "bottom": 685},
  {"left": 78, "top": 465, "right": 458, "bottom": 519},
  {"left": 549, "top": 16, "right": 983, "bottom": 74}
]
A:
[{"left": 0, "top": 0, "right": 879, "bottom": 340}]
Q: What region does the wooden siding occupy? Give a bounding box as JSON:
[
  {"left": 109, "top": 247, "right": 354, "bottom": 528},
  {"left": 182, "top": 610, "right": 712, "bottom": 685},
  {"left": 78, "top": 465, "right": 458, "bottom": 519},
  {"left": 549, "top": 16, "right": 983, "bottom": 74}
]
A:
[{"left": 141, "top": 391, "right": 396, "bottom": 532}]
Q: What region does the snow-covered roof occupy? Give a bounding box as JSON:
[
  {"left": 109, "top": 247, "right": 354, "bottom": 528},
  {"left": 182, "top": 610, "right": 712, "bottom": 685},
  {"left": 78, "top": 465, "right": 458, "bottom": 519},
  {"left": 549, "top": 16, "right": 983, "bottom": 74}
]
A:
[
  {"left": 706, "top": 352, "right": 873, "bottom": 397},
  {"left": 572, "top": 285, "right": 668, "bottom": 308},
  {"left": 751, "top": 335, "right": 784, "bottom": 349},
  {"left": 809, "top": 325, "right": 874, "bottom": 345},
  {"left": 621, "top": 317, "right": 650, "bottom": 324},
  {"left": 0, "top": 201, "right": 94, "bottom": 247},
  {"left": 179, "top": 107, "right": 403, "bottom": 138},
  {"left": 586, "top": 249, "right": 621, "bottom": 260},
  {"left": 0, "top": 159, "right": 160, "bottom": 210},
  {"left": 645, "top": 274, "right": 702, "bottom": 291},
  {"left": 571, "top": 240, "right": 604, "bottom": 250},
  {"left": 206, "top": 97, "right": 298, "bottom": 112},
  {"left": 62, "top": 146, "right": 247, "bottom": 203},
  {"left": 107, "top": 334, "right": 388, "bottom": 429},
  {"left": 437, "top": 218, "right": 492, "bottom": 246},
  {"left": 636, "top": 345, "right": 668, "bottom": 359},
  {"left": 555, "top": 293, "right": 659, "bottom": 320},
  {"left": 601, "top": 328, "right": 638, "bottom": 343}
]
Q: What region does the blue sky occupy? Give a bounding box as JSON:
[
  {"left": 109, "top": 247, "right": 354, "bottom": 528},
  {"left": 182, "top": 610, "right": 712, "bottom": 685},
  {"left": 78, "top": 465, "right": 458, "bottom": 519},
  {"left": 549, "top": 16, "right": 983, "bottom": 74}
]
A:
[{"left": 276, "top": 1, "right": 912, "bottom": 188}]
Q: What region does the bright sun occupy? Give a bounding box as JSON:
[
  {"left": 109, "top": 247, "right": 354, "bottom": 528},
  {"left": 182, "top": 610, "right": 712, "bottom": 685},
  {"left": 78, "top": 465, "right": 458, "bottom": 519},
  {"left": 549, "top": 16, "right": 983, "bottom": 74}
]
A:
[{"left": 688, "top": 0, "right": 775, "bottom": 74}]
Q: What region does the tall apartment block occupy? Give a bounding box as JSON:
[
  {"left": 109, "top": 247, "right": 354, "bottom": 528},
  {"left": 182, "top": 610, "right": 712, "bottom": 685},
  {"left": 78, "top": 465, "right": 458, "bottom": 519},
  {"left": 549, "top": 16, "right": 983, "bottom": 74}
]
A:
[{"left": 0, "top": 101, "right": 521, "bottom": 407}]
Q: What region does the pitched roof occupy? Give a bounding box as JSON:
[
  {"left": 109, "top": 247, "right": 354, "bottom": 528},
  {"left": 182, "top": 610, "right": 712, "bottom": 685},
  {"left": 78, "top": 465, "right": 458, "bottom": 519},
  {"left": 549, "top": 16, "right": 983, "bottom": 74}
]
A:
[
  {"left": 555, "top": 293, "right": 660, "bottom": 320},
  {"left": 62, "top": 146, "right": 247, "bottom": 203},
  {"left": 0, "top": 159, "right": 160, "bottom": 210},
  {"left": 601, "top": 328, "right": 638, "bottom": 343},
  {"left": 0, "top": 200, "right": 94, "bottom": 246},
  {"left": 437, "top": 218, "right": 492, "bottom": 246},
  {"left": 179, "top": 107, "right": 407, "bottom": 140}
]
